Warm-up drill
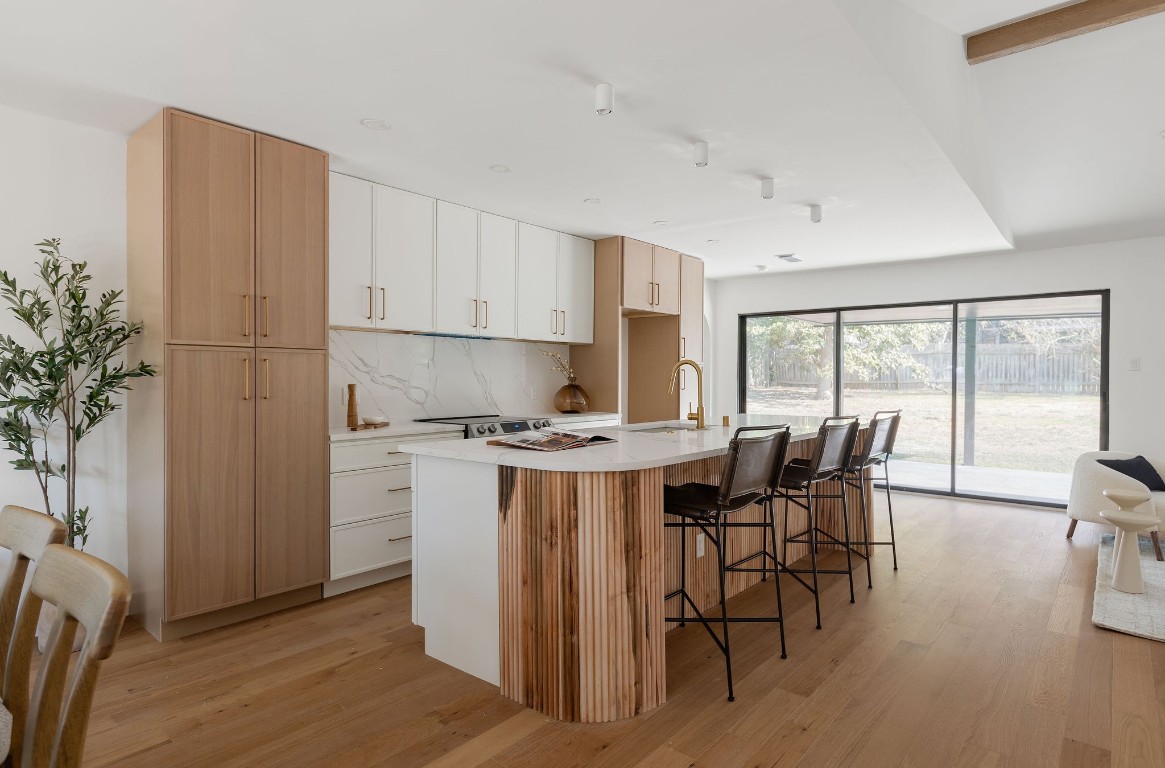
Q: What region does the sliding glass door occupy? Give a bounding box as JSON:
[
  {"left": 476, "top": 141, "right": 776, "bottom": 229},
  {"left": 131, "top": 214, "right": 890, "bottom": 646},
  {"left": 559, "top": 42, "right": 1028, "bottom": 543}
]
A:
[
  {"left": 954, "top": 295, "right": 1104, "bottom": 503},
  {"left": 840, "top": 306, "right": 953, "bottom": 493},
  {"left": 740, "top": 291, "right": 1107, "bottom": 505}
]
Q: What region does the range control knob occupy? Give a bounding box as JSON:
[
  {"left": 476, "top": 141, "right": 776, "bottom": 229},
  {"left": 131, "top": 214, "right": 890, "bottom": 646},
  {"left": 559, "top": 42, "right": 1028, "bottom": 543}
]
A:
[
  {"left": 488, "top": 424, "right": 498, "bottom": 433},
  {"left": 476, "top": 425, "right": 487, "bottom": 435},
  {"left": 541, "top": 420, "right": 552, "bottom": 428}
]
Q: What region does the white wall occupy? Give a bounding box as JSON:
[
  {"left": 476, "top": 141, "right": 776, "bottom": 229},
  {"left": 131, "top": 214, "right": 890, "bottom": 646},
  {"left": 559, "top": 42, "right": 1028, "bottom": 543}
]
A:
[
  {"left": 0, "top": 104, "right": 130, "bottom": 571},
  {"left": 711, "top": 236, "right": 1165, "bottom": 455}
]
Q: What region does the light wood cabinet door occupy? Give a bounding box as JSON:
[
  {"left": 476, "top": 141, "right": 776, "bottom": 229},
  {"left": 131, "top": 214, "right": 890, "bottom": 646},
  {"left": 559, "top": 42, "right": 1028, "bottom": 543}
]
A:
[
  {"left": 435, "top": 201, "right": 481, "bottom": 335},
  {"left": 622, "top": 238, "right": 655, "bottom": 312},
  {"left": 374, "top": 186, "right": 435, "bottom": 332},
  {"left": 680, "top": 255, "right": 704, "bottom": 361},
  {"left": 166, "top": 111, "right": 255, "bottom": 346},
  {"left": 165, "top": 346, "right": 256, "bottom": 620},
  {"left": 328, "top": 173, "right": 375, "bottom": 329},
  {"left": 516, "top": 223, "right": 559, "bottom": 341},
  {"left": 557, "top": 234, "right": 594, "bottom": 344},
  {"left": 478, "top": 213, "right": 518, "bottom": 339},
  {"left": 652, "top": 246, "right": 681, "bottom": 315},
  {"left": 256, "top": 349, "right": 328, "bottom": 597},
  {"left": 256, "top": 135, "right": 328, "bottom": 350}
]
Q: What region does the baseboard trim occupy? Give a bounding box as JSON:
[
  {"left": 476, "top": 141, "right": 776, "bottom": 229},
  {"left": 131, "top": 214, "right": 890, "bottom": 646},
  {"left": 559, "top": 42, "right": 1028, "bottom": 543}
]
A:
[
  {"left": 155, "top": 585, "right": 322, "bottom": 641},
  {"left": 323, "top": 562, "right": 411, "bottom": 598}
]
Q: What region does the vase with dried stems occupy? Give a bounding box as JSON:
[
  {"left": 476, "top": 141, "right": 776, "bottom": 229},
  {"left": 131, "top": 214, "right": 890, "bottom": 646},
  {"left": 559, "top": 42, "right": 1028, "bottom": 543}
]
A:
[
  {"left": 542, "top": 349, "right": 590, "bottom": 414},
  {"left": 0, "top": 239, "right": 156, "bottom": 549}
]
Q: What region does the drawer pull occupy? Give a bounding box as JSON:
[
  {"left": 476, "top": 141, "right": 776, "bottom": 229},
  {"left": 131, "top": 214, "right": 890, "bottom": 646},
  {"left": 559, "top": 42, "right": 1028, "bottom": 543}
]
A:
[
  {"left": 386, "top": 450, "right": 402, "bottom": 455},
  {"left": 388, "top": 535, "right": 412, "bottom": 543},
  {"left": 386, "top": 485, "right": 410, "bottom": 492}
]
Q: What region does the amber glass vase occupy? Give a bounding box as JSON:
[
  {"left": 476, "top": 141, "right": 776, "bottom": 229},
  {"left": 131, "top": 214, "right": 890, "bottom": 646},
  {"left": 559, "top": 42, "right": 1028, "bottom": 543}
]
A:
[{"left": 553, "top": 376, "right": 590, "bottom": 414}]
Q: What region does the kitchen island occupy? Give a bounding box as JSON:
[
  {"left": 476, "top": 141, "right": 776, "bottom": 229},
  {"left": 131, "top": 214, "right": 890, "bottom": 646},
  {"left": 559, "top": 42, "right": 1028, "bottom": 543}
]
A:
[{"left": 402, "top": 415, "right": 871, "bottom": 723}]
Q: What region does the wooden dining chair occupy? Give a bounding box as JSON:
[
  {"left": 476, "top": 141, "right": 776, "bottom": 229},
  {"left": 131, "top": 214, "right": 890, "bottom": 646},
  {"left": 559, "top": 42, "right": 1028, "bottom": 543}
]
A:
[
  {"left": 2, "top": 543, "right": 131, "bottom": 768},
  {"left": 0, "top": 506, "right": 68, "bottom": 678}
]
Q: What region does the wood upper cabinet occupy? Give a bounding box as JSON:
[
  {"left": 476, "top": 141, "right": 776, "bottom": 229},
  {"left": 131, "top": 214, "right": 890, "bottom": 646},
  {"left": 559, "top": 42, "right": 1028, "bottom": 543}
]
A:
[
  {"left": 620, "top": 239, "right": 679, "bottom": 315},
  {"left": 166, "top": 111, "right": 255, "bottom": 346},
  {"left": 165, "top": 346, "right": 256, "bottom": 620},
  {"left": 256, "top": 349, "right": 328, "bottom": 597},
  {"left": 516, "top": 223, "right": 559, "bottom": 341},
  {"left": 478, "top": 213, "right": 518, "bottom": 339},
  {"left": 680, "top": 255, "right": 704, "bottom": 361},
  {"left": 558, "top": 234, "right": 594, "bottom": 344},
  {"left": 622, "top": 239, "right": 655, "bottom": 312},
  {"left": 435, "top": 201, "right": 481, "bottom": 335},
  {"left": 256, "top": 136, "right": 328, "bottom": 349},
  {"left": 652, "top": 247, "right": 680, "bottom": 315},
  {"left": 375, "top": 186, "right": 435, "bottom": 332},
  {"left": 328, "top": 173, "right": 375, "bottom": 329}
]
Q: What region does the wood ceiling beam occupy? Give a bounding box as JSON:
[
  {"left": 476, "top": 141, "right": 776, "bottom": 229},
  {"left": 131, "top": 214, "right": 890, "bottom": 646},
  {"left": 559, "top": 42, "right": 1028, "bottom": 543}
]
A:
[{"left": 966, "top": 0, "right": 1165, "bottom": 64}]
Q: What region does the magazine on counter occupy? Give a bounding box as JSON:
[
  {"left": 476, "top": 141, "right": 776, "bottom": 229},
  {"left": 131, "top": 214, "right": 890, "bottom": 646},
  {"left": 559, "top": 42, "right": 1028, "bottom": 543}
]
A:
[{"left": 487, "top": 428, "right": 616, "bottom": 452}]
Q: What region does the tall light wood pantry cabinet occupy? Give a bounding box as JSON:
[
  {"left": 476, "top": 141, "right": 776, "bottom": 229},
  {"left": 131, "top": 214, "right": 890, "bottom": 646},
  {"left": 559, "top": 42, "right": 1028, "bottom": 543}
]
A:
[{"left": 128, "top": 109, "right": 329, "bottom": 641}]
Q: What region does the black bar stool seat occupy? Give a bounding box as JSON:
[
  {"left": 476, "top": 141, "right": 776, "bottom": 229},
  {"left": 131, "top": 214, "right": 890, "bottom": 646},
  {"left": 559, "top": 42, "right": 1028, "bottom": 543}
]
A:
[{"left": 665, "top": 484, "right": 765, "bottom": 519}]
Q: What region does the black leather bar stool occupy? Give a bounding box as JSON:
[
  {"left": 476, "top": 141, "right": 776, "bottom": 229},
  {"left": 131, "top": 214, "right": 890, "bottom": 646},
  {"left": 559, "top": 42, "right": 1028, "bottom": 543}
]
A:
[
  {"left": 777, "top": 416, "right": 861, "bottom": 630},
  {"left": 664, "top": 425, "right": 791, "bottom": 702},
  {"left": 844, "top": 410, "right": 902, "bottom": 575}
]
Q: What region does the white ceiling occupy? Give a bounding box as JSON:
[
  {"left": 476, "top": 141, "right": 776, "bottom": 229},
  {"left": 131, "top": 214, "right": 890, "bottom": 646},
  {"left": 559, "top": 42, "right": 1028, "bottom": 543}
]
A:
[
  {"left": 895, "top": 0, "right": 1072, "bottom": 34},
  {"left": 0, "top": 1, "right": 1160, "bottom": 278}
]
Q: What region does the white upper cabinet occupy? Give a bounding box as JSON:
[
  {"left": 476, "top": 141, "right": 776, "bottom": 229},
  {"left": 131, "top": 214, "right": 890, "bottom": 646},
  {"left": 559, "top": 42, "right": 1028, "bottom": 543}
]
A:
[
  {"left": 328, "top": 173, "right": 375, "bottom": 329},
  {"left": 558, "top": 234, "right": 594, "bottom": 344},
  {"left": 478, "top": 213, "right": 518, "bottom": 339},
  {"left": 435, "top": 201, "right": 481, "bottom": 335},
  {"left": 329, "top": 172, "right": 591, "bottom": 342},
  {"left": 516, "top": 223, "right": 560, "bottom": 342},
  {"left": 374, "top": 186, "right": 435, "bottom": 332}
]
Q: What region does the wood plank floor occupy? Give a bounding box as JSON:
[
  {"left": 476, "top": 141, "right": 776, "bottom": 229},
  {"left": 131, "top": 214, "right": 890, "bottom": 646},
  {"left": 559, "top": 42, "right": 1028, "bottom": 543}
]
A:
[{"left": 83, "top": 492, "right": 1162, "bottom": 767}]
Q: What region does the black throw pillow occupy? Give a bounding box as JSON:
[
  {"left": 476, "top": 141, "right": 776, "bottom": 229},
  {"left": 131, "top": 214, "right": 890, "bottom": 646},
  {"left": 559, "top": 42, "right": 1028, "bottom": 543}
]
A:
[{"left": 1096, "top": 455, "right": 1165, "bottom": 492}]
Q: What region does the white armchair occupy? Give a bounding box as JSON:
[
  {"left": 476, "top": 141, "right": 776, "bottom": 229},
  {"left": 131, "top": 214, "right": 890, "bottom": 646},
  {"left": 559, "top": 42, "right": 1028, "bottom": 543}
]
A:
[{"left": 1066, "top": 451, "right": 1165, "bottom": 560}]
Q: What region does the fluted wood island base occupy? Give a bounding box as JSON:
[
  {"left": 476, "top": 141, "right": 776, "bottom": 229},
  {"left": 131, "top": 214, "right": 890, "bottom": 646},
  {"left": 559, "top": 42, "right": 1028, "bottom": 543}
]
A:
[{"left": 406, "top": 418, "right": 871, "bottom": 724}]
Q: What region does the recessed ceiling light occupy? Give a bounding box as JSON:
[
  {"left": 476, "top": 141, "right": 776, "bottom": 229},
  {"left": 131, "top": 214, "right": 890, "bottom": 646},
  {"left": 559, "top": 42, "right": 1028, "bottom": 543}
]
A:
[
  {"left": 706, "top": 239, "right": 720, "bottom": 244},
  {"left": 490, "top": 164, "right": 511, "bottom": 173},
  {"left": 583, "top": 198, "right": 602, "bottom": 204},
  {"left": 360, "top": 119, "right": 391, "bottom": 131},
  {"left": 755, "top": 265, "right": 769, "bottom": 272},
  {"left": 653, "top": 220, "right": 670, "bottom": 226},
  {"left": 777, "top": 254, "right": 802, "bottom": 263}
]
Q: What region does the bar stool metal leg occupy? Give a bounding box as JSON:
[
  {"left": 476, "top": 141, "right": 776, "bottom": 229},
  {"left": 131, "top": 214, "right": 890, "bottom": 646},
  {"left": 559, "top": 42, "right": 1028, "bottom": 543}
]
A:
[
  {"left": 807, "top": 486, "right": 822, "bottom": 630},
  {"left": 840, "top": 479, "right": 855, "bottom": 604},
  {"left": 768, "top": 497, "right": 788, "bottom": 659},
  {"left": 857, "top": 471, "right": 872, "bottom": 589},
  {"left": 715, "top": 516, "right": 735, "bottom": 701},
  {"left": 679, "top": 522, "right": 687, "bottom": 627},
  {"left": 884, "top": 462, "right": 899, "bottom": 571}
]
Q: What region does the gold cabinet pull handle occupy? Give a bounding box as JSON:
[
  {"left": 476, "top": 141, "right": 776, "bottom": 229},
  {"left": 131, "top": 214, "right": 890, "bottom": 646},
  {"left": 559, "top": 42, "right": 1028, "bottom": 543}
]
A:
[
  {"left": 552, "top": 308, "right": 558, "bottom": 335},
  {"left": 367, "top": 286, "right": 373, "bottom": 319},
  {"left": 681, "top": 335, "right": 686, "bottom": 358},
  {"left": 243, "top": 295, "right": 251, "bottom": 337},
  {"left": 380, "top": 287, "right": 386, "bottom": 321},
  {"left": 560, "top": 310, "right": 566, "bottom": 336},
  {"left": 262, "top": 357, "right": 270, "bottom": 399},
  {"left": 483, "top": 300, "right": 488, "bottom": 329},
  {"left": 243, "top": 358, "right": 250, "bottom": 400},
  {"left": 262, "top": 296, "right": 270, "bottom": 337},
  {"left": 388, "top": 535, "right": 413, "bottom": 543},
  {"left": 472, "top": 299, "right": 479, "bottom": 328},
  {"left": 648, "top": 280, "right": 654, "bottom": 306}
]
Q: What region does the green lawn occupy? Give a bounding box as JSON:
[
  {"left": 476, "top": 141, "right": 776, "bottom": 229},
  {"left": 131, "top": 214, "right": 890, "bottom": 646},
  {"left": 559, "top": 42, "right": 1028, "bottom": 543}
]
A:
[{"left": 746, "top": 387, "right": 1101, "bottom": 474}]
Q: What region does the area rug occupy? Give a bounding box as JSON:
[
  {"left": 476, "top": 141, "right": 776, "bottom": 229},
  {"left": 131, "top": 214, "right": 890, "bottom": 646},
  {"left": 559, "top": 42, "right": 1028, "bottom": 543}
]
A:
[{"left": 1093, "top": 533, "right": 1165, "bottom": 641}]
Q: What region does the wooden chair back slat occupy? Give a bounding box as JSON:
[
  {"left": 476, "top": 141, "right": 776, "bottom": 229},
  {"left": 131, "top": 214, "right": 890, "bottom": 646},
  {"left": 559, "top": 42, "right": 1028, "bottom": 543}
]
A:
[{"left": 0, "top": 506, "right": 66, "bottom": 686}]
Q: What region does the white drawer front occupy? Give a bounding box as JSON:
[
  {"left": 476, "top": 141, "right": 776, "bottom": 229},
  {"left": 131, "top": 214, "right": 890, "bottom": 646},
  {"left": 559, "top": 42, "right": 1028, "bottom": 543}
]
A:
[
  {"left": 330, "top": 432, "right": 459, "bottom": 472},
  {"left": 331, "top": 466, "right": 411, "bottom": 526},
  {"left": 331, "top": 514, "right": 412, "bottom": 579}
]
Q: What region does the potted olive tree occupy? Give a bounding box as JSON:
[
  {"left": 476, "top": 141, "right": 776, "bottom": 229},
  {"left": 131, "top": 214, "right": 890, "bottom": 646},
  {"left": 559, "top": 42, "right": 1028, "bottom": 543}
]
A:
[{"left": 0, "top": 239, "right": 155, "bottom": 548}]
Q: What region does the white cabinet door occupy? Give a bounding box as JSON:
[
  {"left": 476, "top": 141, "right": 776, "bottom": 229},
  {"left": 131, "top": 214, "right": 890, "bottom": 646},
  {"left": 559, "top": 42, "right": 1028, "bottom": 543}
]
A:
[
  {"left": 374, "top": 186, "right": 435, "bottom": 332},
  {"left": 516, "top": 223, "right": 559, "bottom": 342},
  {"left": 328, "top": 173, "right": 375, "bottom": 329},
  {"left": 478, "top": 213, "right": 518, "bottom": 340},
  {"left": 435, "top": 201, "right": 481, "bottom": 335},
  {"left": 557, "top": 234, "right": 594, "bottom": 344},
  {"left": 680, "top": 255, "right": 704, "bottom": 361}
]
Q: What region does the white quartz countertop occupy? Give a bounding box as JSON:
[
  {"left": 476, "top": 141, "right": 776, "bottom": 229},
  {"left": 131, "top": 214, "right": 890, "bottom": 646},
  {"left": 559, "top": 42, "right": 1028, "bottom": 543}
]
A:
[
  {"left": 400, "top": 414, "right": 832, "bottom": 472},
  {"left": 329, "top": 422, "right": 464, "bottom": 442}
]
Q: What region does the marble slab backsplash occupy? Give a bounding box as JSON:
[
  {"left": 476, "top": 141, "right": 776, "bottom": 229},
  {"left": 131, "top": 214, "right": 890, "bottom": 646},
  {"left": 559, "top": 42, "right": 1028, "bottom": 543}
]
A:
[{"left": 329, "top": 330, "right": 571, "bottom": 426}]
